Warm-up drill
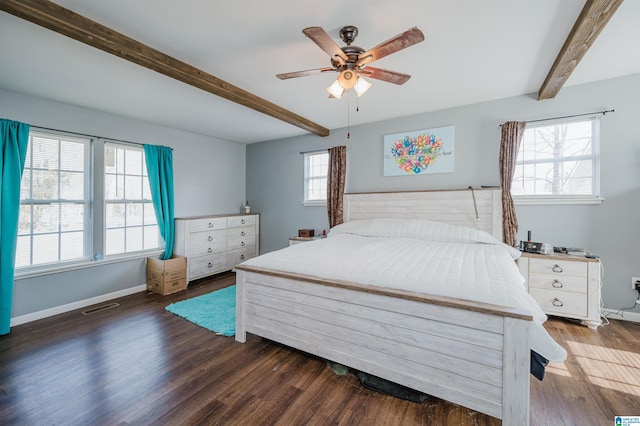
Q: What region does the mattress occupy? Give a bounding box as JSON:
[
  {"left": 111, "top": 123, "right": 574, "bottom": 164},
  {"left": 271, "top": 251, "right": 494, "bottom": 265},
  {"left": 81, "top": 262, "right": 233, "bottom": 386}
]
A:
[{"left": 241, "top": 218, "right": 567, "bottom": 363}]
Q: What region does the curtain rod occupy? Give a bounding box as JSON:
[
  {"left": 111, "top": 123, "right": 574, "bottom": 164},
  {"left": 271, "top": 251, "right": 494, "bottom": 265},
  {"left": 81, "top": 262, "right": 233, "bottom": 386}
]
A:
[
  {"left": 30, "top": 124, "right": 172, "bottom": 149},
  {"left": 299, "top": 149, "right": 328, "bottom": 155},
  {"left": 500, "top": 109, "right": 615, "bottom": 126}
]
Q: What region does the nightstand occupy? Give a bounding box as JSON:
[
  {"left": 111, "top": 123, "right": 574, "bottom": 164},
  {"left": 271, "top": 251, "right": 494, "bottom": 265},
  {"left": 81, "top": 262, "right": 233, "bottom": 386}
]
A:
[
  {"left": 517, "top": 252, "right": 602, "bottom": 329},
  {"left": 288, "top": 235, "right": 326, "bottom": 246}
]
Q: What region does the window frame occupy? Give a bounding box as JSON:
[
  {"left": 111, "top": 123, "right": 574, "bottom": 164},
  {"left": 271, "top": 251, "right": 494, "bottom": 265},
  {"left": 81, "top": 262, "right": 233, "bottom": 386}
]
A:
[
  {"left": 303, "top": 150, "right": 329, "bottom": 207},
  {"left": 16, "top": 131, "right": 93, "bottom": 272},
  {"left": 103, "top": 142, "right": 160, "bottom": 256},
  {"left": 15, "top": 130, "right": 163, "bottom": 278},
  {"left": 512, "top": 115, "right": 603, "bottom": 205}
]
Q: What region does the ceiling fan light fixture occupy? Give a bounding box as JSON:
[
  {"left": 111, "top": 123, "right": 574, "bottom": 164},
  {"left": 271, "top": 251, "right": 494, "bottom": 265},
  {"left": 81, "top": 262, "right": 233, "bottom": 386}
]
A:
[
  {"left": 337, "top": 70, "right": 357, "bottom": 90},
  {"left": 355, "top": 76, "right": 371, "bottom": 97},
  {"left": 327, "top": 80, "right": 344, "bottom": 99}
]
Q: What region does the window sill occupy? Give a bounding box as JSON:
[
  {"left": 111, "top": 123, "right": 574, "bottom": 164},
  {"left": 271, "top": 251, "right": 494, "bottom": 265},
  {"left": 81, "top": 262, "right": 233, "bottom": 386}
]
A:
[
  {"left": 514, "top": 196, "right": 604, "bottom": 206},
  {"left": 14, "top": 249, "right": 164, "bottom": 280},
  {"left": 302, "top": 200, "right": 327, "bottom": 207}
]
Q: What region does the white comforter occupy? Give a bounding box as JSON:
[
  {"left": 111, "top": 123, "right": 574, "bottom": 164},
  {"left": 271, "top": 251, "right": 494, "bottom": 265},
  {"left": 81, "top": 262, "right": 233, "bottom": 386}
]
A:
[{"left": 241, "top": 218, "right": 567, "bottom": 362}]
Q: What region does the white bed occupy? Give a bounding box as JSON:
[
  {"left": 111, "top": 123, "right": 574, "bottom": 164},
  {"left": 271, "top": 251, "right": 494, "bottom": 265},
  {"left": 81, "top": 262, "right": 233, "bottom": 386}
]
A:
[{"left": 235, "top": 188, "right": 566, "bottom": 425}]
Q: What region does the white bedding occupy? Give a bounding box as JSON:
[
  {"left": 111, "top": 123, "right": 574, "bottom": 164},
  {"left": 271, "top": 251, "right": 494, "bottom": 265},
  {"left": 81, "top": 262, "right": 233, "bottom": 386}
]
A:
[{"left": 241, "top": 218, "right": 567, "bottom": 362}]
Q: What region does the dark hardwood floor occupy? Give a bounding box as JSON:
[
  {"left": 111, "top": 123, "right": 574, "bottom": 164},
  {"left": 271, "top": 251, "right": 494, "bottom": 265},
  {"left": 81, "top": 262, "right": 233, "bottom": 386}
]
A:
[{"left": 1, "top": 272, "right": 639, "bottom": 425}]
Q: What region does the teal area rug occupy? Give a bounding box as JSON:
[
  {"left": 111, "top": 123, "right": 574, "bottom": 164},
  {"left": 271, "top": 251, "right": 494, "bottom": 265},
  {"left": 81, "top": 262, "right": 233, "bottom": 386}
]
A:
[{"left": 165, "top": 285, "right": 236, "bottom": 336}]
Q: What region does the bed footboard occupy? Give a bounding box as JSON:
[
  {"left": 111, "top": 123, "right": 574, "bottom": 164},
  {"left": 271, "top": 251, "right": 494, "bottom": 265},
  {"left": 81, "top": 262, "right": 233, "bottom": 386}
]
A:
[{"left": 235, "top": 268, "right": 531, "bottom": 425}]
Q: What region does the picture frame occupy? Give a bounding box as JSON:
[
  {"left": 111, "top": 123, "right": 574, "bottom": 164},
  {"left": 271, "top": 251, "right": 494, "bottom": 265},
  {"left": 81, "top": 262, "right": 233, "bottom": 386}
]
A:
[{"left": 383, "top": 125, "right": 455, "bottom": 176}]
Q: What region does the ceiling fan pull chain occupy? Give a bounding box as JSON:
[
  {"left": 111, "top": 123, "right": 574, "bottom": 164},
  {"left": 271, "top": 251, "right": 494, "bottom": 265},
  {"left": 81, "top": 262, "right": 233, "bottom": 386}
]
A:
[{"left": 347, "top": 91, "right": 351, "bottom": 139}]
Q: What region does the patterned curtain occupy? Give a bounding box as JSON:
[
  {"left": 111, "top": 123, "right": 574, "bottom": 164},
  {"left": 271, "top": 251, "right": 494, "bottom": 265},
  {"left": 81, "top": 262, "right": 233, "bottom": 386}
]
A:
[
  {"left": 327, "top": 146, "right": 347, "bottom": 228},
  {"left": 499, "top": 121, "right": 526, "bottom": 247}
]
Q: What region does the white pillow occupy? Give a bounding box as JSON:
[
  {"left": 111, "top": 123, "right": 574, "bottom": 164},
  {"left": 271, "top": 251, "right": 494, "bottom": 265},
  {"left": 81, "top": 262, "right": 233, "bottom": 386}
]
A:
[{"left": 329, "top": 218, "right": 521, "bottom": 258}]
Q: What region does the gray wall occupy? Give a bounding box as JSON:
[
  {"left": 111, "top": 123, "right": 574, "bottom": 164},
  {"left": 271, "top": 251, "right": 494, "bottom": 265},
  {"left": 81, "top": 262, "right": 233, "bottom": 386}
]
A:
[
  {"left": 1, "top": 88, "right": 246, "bottom": 318},
  {"left": 247, "top": 73, "right": 640, "bottom": 313}
]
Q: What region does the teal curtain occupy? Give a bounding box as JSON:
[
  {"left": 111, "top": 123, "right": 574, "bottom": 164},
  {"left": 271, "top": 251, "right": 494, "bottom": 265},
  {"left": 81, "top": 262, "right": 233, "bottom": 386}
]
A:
[
  {"left": 144, "top": 144, "right": 175, "bottom": 260},
  {"left": 1, "top": 119, "right": 30, "bottom": 335}
]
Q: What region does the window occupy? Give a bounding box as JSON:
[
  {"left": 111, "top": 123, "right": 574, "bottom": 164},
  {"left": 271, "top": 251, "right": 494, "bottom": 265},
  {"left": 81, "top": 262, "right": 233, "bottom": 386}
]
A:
[
  {"left": 303, "top": 151, "right": 328, "bottom": 206},
  {"left": 104, "top": 143, "right": 159, "bottom": 255},
  {"left": 511, "top": 116, "right": 601, "bottom": 204},
  {"left": 16, "top": 130, "right": 161, "bottom": 273},
  {"left": 17, "top": 132, "right": 90, "bottom": 267}
]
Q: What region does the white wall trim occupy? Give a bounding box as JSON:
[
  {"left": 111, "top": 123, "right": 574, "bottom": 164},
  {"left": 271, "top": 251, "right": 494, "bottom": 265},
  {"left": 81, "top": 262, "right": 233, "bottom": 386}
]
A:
[
  {"left": 302, "top": 200, "right": 327, "bottom": 207},
  {"left": 514, "top": 197, "right": 604, "bottom": 206},
  {"left": 601, "top": 308, "right": 640, "bottom": 323},
  {"left": 14, "top": 250, "right": 163, "bottom": 280},
  {"left": 10, "top": 284, "right": 147, "bottom": 327}
]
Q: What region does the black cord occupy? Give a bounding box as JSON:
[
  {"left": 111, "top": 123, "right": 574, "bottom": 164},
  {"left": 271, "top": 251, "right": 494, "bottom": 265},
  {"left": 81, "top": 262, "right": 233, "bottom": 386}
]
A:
[
  {"left": 468, "top": 186, "right": 479, "bottom": 222},
  {"left": 606, "top": 289, "right": 640, "bottom": 318}
]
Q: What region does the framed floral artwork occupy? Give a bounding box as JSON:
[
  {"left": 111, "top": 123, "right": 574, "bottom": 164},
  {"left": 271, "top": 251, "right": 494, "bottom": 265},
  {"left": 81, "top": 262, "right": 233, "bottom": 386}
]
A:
[{"left": 383, "top": 125, "right": 454, "bottom": 176}]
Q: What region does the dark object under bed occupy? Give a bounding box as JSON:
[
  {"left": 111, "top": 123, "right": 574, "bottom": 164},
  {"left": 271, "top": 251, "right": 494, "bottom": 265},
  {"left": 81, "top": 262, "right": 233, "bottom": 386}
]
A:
[{"left": 353, "top": 350, "right": 549, "bottom": 403}]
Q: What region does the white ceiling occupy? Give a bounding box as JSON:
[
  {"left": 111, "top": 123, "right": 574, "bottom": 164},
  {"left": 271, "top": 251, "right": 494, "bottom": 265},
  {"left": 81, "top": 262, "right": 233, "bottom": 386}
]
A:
[{"left": 1, "top": 1, "right": 638, "bottom": 144}]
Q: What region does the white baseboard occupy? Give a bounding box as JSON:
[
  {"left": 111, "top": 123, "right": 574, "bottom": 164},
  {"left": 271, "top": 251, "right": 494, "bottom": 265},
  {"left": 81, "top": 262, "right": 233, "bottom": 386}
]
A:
[
  {"left": 10, "top": 284, "right": 147, "bottom": 327},
  {"left": 13, "top": 292, "right": 636, "bottom": 328},
  {"left": 601, "top": 308, "right": 640, "bottom": 323}
]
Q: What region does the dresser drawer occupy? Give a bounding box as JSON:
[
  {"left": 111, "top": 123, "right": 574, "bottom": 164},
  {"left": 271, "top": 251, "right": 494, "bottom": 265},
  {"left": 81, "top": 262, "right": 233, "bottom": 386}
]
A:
[
  {"left": 189, "top": 230, "right": 227, "bottom": 256},
  {"left": 189, "top": 254, "right": 227, "bottom": 278},
  {"left": 528, "top": 274, "right": 587, "bottom": 293},
  {"left": 228, "top": 215, "right": 256, "bottom": 228},
  {"left": 190, "top": 217, "right": 227, "bottom": 233},
  {"left": 227, "top": 246, "right": 256, "bottom": 267},
  {"left": 529, "top": 288, "right": 587, "bottom": 318},
  {"left": 529, "top": 258, "right": 587, "bottom": 278},
  {"left": 227, "top": 227, "right": 256, "bottom": 249},
  {"left": 227, "top": 226, "right": 254, "bottom": 238}
]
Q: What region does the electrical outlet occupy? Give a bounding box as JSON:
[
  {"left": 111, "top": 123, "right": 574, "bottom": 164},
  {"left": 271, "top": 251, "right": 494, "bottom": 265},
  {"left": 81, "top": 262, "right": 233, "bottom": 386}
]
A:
[{"left": 633, "top": 277, "right": 640, "bottom": 290}]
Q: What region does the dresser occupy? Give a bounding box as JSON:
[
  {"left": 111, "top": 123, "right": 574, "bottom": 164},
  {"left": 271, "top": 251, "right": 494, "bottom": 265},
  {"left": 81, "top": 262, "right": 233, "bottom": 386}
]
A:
[
  {"left": 173, "top": 214, "right": 259, "bottom": 283},
  {"left": 517, "top": 252, "right": 601, "bottom": 329}
]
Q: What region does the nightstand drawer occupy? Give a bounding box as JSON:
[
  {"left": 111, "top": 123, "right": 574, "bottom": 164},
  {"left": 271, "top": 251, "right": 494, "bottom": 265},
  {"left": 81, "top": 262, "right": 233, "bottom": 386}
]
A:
[
  {"left": 529, "top": 258, "right": 587, "bottom": 278},
  {"left": 518, "top": 252, "right": 601, "bottom": 328},
  {"left": 528, "top": 274, "right": 587, "bottom": 293},
  {"left": 530, "top": 288, "right": 587, "bottom": 318}
]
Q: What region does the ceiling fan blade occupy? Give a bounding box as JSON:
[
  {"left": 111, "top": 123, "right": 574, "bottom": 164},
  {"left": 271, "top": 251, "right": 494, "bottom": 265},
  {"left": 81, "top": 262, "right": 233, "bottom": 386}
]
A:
[
  {"left": 359, "top": 66, "right": 411, "bottom": 85},
  {"left": 302, "top": 26, "right": 348, "bottom": 65},
  {"left": 356, "top": 27, "right": 425, "bottom": 67},
  {"left": 277, "top": 67, "right": 335, "bottom": 80}
]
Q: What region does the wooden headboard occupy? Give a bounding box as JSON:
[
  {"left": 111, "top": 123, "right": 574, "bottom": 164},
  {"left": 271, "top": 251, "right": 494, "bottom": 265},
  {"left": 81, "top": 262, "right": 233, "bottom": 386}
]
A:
[{"left": 343, "top": 188, "right": 503, "bottom": 240}]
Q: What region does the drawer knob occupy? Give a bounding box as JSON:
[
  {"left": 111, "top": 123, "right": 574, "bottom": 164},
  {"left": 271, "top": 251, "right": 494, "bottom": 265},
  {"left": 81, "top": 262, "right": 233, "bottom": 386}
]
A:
[
  {"left": 241, "top": 231, "right": 245, "bottom": 236},
  {"left": 208, "top": 222, "right": 213, "bottom": 228},
  {"left": 552, "top": 264, "right": 563, "bottom": 273},
  {"left": 207, "top": 262, "right": 213, "bottom": 268},
  {"left": 240, "top": 254, "right": 245, "bottom": 260},
  {"left": 552, "top": 298, "right": 564, "bottom": 307},
  {"left": 552, "top": 280, "right": 563, "bottom": 288},
  {"left": 208, "top": 248, "right": 213, "bottom": 253},
  {"left": 241, "top": 241, "right": 245, "bottom": 246},
  {"left": 208, "top": 236, "right": 213, "bottom": 241},
  {"left": 241, "top": 219, "right": 246, "bottom": 224}
]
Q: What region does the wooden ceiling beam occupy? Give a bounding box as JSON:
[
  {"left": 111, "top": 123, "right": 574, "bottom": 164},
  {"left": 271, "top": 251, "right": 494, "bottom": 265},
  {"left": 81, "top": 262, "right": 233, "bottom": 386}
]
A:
[
  {"left": 0, "top": 0, "right": 330, "bottom": 137},
  {"left": 538, "top": 0, "right": 624, "bottom": 100}
]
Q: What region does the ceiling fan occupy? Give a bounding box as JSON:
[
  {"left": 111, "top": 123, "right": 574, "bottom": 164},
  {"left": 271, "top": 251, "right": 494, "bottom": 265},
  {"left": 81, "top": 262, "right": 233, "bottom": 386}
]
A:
[{"left": 277, "top": 25, "right": 425, "bottom": 99}]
